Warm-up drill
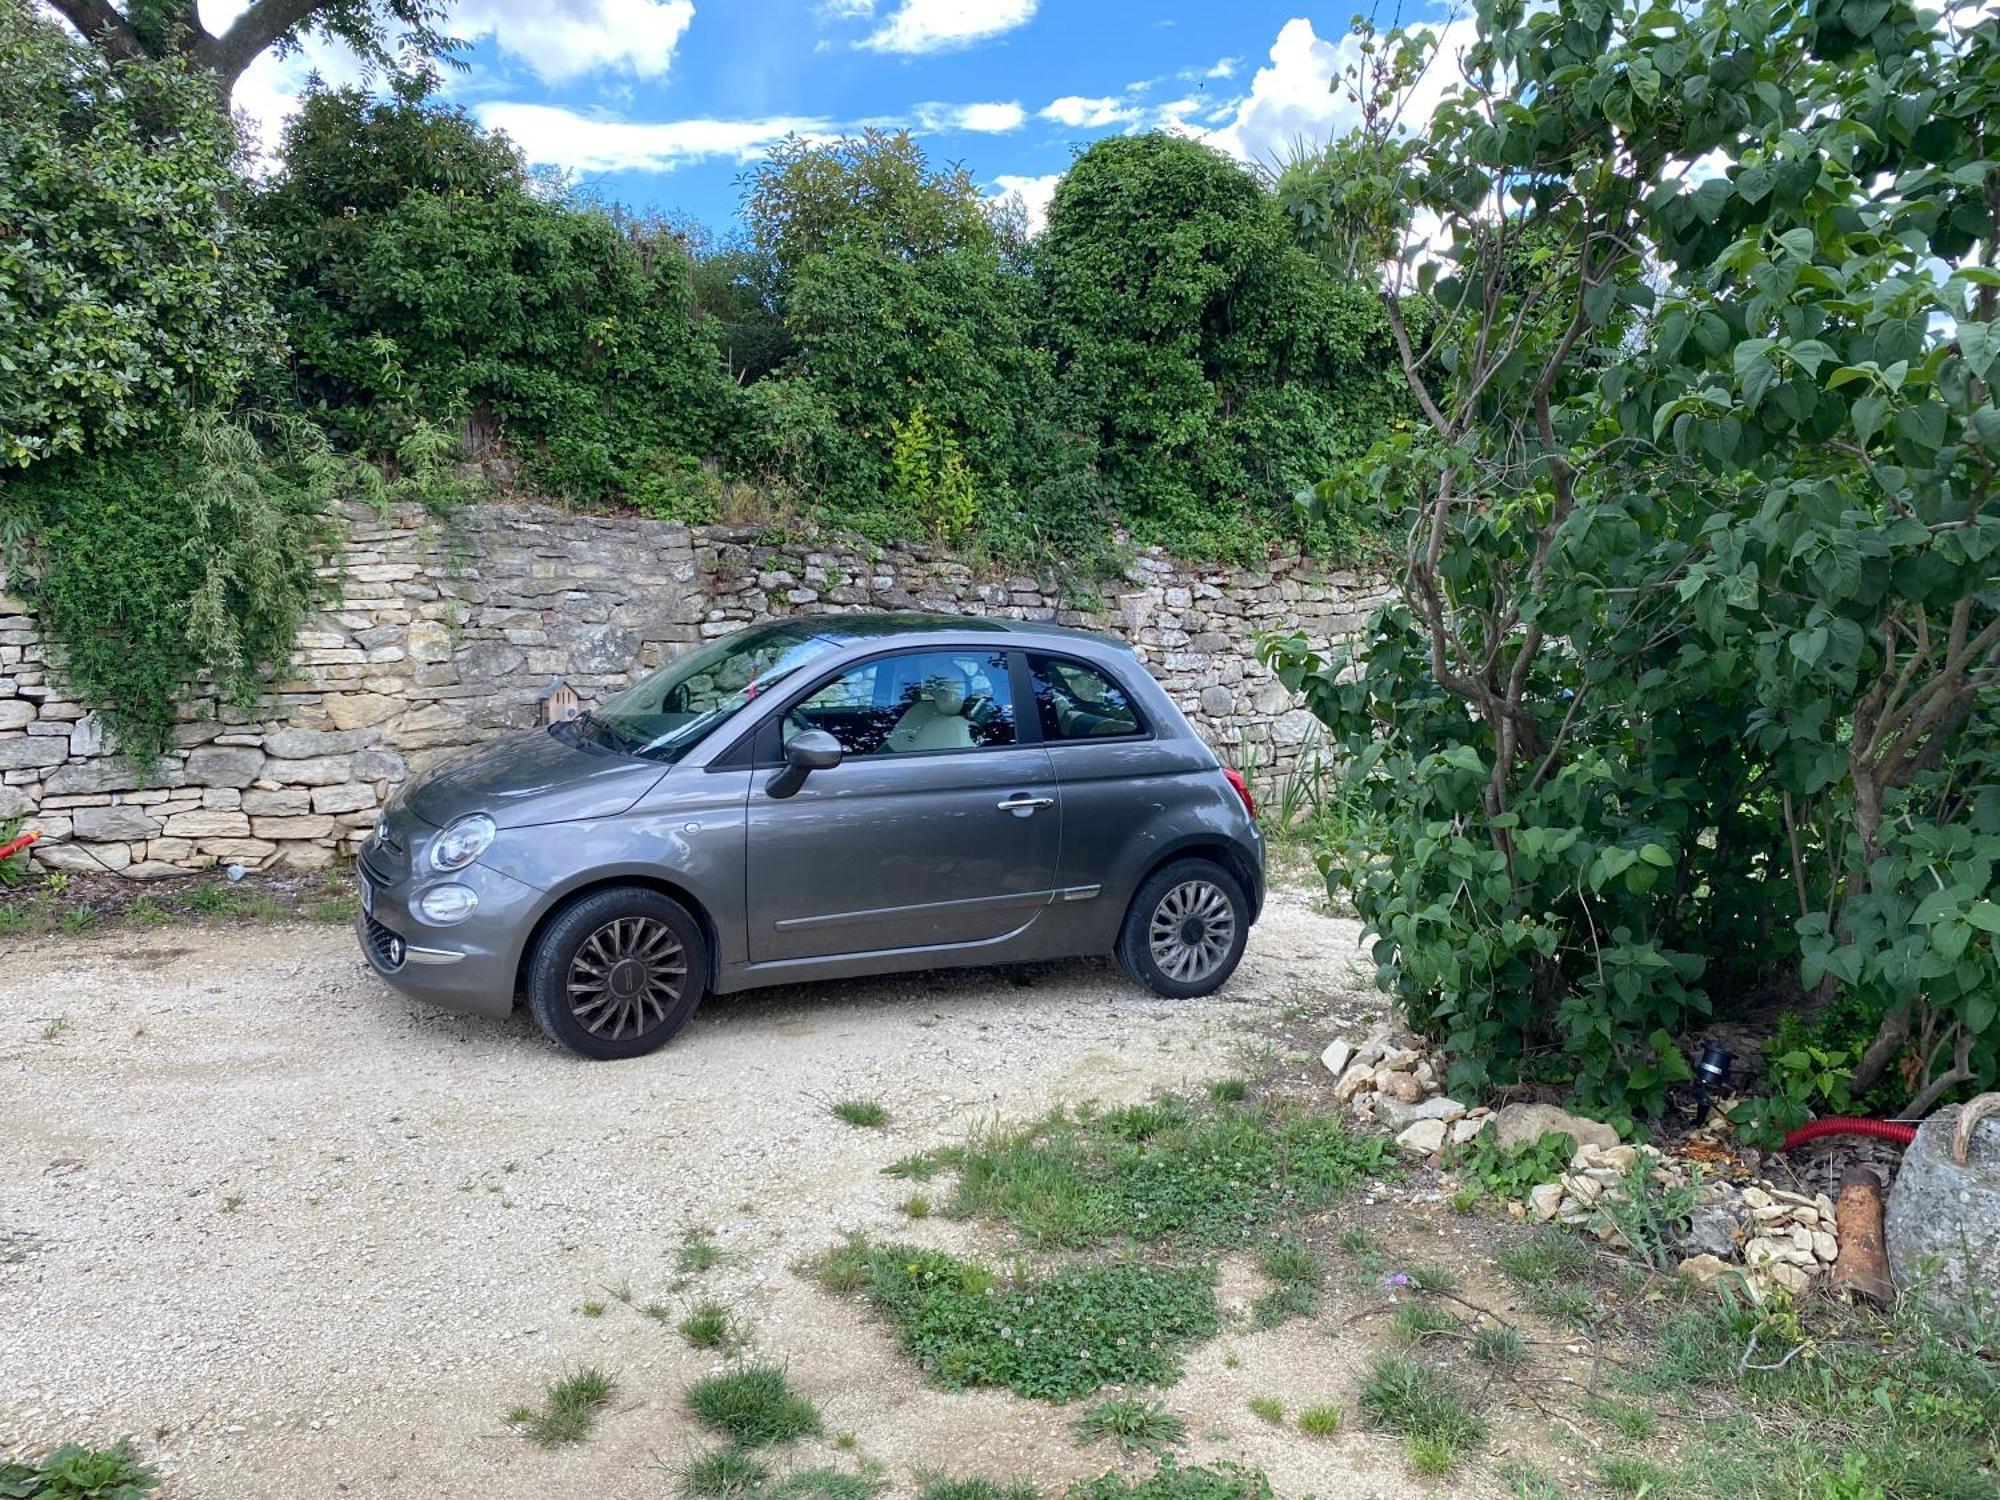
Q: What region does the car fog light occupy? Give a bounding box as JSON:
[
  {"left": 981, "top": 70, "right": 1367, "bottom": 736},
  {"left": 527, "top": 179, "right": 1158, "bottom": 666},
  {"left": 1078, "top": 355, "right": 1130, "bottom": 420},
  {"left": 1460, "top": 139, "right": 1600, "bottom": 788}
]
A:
[{"left": 418, "top": 884, "right": 479, "bottom": 925}]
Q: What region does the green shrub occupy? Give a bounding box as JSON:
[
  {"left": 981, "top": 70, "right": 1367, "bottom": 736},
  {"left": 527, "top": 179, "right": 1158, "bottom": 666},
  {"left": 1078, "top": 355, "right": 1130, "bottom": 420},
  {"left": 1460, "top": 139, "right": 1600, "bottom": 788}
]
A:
[{"left": 0, "top": 1442, "right": 157, "bottom": 1498}]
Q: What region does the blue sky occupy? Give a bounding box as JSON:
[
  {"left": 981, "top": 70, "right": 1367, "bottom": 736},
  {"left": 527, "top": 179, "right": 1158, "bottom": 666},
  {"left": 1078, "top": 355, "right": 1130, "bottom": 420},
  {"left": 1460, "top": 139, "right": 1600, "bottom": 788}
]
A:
[{"left": 218, "top": 0, "right": 1458, "bottom": 235}]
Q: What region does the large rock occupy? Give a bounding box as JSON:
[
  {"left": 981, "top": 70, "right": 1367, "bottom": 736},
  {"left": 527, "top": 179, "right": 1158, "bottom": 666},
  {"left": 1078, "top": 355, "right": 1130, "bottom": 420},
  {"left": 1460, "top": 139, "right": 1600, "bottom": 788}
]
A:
[
  {"left": 1885, "top": 1105, "right": 2000, "bottom": 1300},
  {"left": 1491, "top": 1102, "right": 1621, "bottom": 1154}
]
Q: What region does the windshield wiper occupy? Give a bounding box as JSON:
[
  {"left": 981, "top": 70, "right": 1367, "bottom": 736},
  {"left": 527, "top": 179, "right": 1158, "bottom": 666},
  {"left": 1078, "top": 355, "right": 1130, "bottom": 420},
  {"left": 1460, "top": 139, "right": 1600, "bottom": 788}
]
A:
[{"left": 571, "top": 709, "right": 639, "bottom": 753}]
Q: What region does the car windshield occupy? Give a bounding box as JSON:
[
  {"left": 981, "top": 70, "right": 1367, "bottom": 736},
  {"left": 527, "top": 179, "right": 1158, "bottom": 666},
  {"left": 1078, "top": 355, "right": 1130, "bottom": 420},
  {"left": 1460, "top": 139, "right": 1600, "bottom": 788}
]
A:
[{"left": 566, "top": 623, "right": 842, "bottom": 764}]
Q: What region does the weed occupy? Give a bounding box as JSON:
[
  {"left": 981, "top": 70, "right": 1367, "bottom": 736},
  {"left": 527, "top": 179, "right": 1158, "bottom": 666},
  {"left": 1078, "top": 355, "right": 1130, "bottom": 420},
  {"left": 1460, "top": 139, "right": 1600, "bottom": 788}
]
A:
[
  {"left": 1404, "top": 1261, "right": 1461, "bottom": 1294},
  {"left": 768, "top": 1466, "right": 886, "bottom": 1499},
  {"left": 830, "top": 1099, "right": 887, "bottom": 1129},
  {"left": 1407, "top": 1434, "right": 1462, "bottom": 1476},
  {"left": 580, "top": 1300, "right": 607, "bottom": 1318},
  {"left": 1072, "top": 1397, "right": 1185, "bottom": 1455},
  {"left": 130, "top": 897, "right": 174, "bottom": 928},
  {"left": 1206, "top": 1078, "right": 1247, "bottom": 1104},
  {"left": 1357, "top": 1354, "right": 1486, "bottom": 1453},
  {"left": 1339, "top": 1225, "right": 1379, "bottom": 1256},
  {"left": 684, "top": 1363, "right": 822, "bottom": 1447},
  {"left": 1296, "top": 1404, "right": 1342, "bottom": 1437},
  {"left": 1449, "top": 1130, "right": 1575, "bottom": 1203},
  {"left": 39, "top": 1016, "right": 70, "bottom": 1041},
  {"left": 677, "top": 1445, "right": 768, "bottom": 1497},
  {"left": 221, "top": 1193, "right": 245, "bottom": 1214},
  {"left": 939, "top": 1095, "right": 1389, "bottom": 1251},
  {"left": 1470, "top": 1324, "right": 1527, "bottom": 1367},
  {"left": 814, "top": 1233, "right": 873, "bottom": 1297},
  {"left": 184, "top": 884, "right": 233, "bottom": 914},
  {"left": 900, "top": 1194, "right": 931, "bottom": 1219},
  {"left": 883, "top": 1152, "right": 946, "bottom": 1181},
  {"left": 607, "top": 1276, "right": 636, "bottom": 1303},
  {"left": 677, "top": 1233, "right": 730, "bottom": 1275},
  {"left": 679, "top": 1299, "right": 739, "bottom": 1351},
  {"left": 1598, "top": 1455, "right": 1673, "bottom": 1495},
  {"left": 511, "top": 1366, "right": 615, "bottom": 1447},
  {"left": 914, "top": 1477, "right": 1040, "bottom": 1500},
  {"left": 1392, "top": 1302, "right": 1462, "bottom": 1345},
  {"left": 1499, "top": 1230, "right": 1601, "bottom": 1325},
  {"left": 1247, "top": 1396, "right": 1283, "bottom": 1425},
  {"left": 1585, "top": 1396, "right": 1660, "bottom": 1442},
  {"left": 1498, "top": 1462, "right": 1566, "bottom": 1500},
  {"left": 1068, "top": 1462, "right": 1274, "bottom": 1499},
  {"left": 1591, "top": 1159, "right": 1699, "bottom": 1273},
  {"left": 830, "top": 1238, "right": 1216, "bottom": 1401},
  {"left": 0, "top": 906, "right": 29, "bottom": 937},
  {"left": 834, "top": 1432, "right": 856, "bottom": 1451},
  {"left": 1252, "top": 1237, "right": 1323, "bottom": 1327},
  {"left": 0, "top": 1442, "right": 157, "bottom": 1498},
  {"left": 58, "top": 907, "right": 98, "bottom": 935}
]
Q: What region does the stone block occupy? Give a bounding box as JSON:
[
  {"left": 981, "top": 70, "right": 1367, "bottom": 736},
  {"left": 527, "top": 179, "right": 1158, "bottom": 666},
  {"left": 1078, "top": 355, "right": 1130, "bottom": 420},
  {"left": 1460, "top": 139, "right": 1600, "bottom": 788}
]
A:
[
  {"left": 250, "top": 815, "right": 337, "bottom": 840},
  {"left": 0, "top": 700, "right": 34, "bottom": 731},
  {"left": 270, "top": 755, "right": 354, "bottom": 786},
  {"left": 163, "top": 809, "right": 252, "bottom": 838},
  {"left": 0, "top": 734, "right": 67, "bottom": 769},
  {"left": 70, "top": 804, "right": 160, "bottom": 841},
  {"left": 264, "top": 727, "right": 378, "bottom": 758},
  {"left": 1886, "top": 1106, "right": 2000, "bottom": 1300},
  {"left": 311, "top": 784, "right": 376, "bottom": 815},
  {"left": 185, "top": 745, "right": 265, "bottom": 788}
]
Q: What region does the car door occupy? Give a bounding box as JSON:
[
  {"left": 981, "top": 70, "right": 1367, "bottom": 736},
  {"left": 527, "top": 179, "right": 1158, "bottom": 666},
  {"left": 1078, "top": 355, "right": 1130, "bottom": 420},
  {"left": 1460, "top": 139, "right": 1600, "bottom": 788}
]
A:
[{"left": 745, "top": 646, "right": 1061, "bottom": 962}]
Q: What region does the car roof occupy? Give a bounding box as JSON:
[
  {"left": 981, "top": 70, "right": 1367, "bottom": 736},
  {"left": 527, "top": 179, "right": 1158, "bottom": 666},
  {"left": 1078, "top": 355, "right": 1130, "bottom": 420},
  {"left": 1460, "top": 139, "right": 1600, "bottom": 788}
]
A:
[{"left": 787, "top": 612, "right": 1135, "bottom": 654}]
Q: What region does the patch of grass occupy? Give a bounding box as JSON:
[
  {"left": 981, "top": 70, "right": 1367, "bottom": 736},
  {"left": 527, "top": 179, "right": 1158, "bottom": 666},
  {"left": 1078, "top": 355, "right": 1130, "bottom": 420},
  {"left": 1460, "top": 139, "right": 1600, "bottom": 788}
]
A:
[
  {"left": 0, "top": 1442, "right": 157, "bottom": 1498},
  {"left": 221, "top": 1193, "right": 245, "bottom": 1214},
  {"left": 1067, "top": 1462, "right": 1274, "bottom": 1499},
  {"left": 935, "top": 1095, "right": 1391, "bottom": 1251},
  {"left": 678, "top": 1445, "right": 768, "bottom": 1497},
  {"left": 1356, "top": 1354, "right": 1486, "bottom": 1454},
  {"left": 1597, "top": 1455, "right": 1674, "bottom": 1495},
  {"left": 1072, "top": 1397, "right": 1185, "bottom": 1456},
  {"left": 1470, "top": 1324, "right": 1527, "bottom": 1367},
  {"left": 678, "top": 1299, "right": 740, "bottom": 1350},
  {"left": 883, "top": 1151, "right": 951, "bottom": 1181},
  {"left": 830, "top": 1099, "right": 887, "bottom": 1129},
  {"left": 510, "top": 1366, "right": 615, "bottom": 1448},
  {"left": 830, "top": 1238, "right": 1216, "bottom": 1402},
  {"left": 900, "top": 1193, "right": 931, "bottom": 1219},
  {"left": 129, "top": 897, "right": 174, "bottom": 928},
  {"left": 1498, "top": 1462, "right": 1566, "bottom": 1500},
  {"left": 914, "top": 1478, "right": 1040, "bottom": 1500},
  {"left": 684, "top": 1363, "right": 822, "bottom": 1448},
  {"left": 1403, "top": 1261, "right": 1461, "bottom": 1294},
  {"left": 1585, "top": 1396, "right": 1660, "bottom": 1442},
  {"left": 1407, "top": 1434, "right": 1463, "bottom": 1477},
  {"left": 677, "top": 1232, "right": 730, "bottom": 1275},
  {"left": 39, "top": 1016, "right": 70, "bottom": 1041},
  {"left": 183, "top": 884, "right": 234, "bottom": 914},
  {"left": 1296, "top": 1404, "right": 1342, "bottom": 1437},
  {"left": 1339, "top": 1225, "right": 1379, "bottom": 1255},
  {"left": 0, "top": 906, "right": 31, "bottom": 937},
  {"left": 1499, "top": 1230, "right": 1601, "bottom": 1325},
  {"left": 58, "top": 907, "right": 98, "bottom": 935},
  {"left": 1252, "top": 1236, "right": 1324, "bottom": 1327},
  {"left": 1206, "top": 1078, "right": 1247, "bottom": 1103},
  {"left": 1247, "top": 1396, "right": 1283, "bottom": 1425},
  {"left": 767, "top": 1466, "right": 886, "bottom": 1500},
  {"left": 1391, "top": 1301, "right": 1463, "bottom": 1346},
  {"left": 580, "top": 1300, "right": 607, "bottom": 1318}
]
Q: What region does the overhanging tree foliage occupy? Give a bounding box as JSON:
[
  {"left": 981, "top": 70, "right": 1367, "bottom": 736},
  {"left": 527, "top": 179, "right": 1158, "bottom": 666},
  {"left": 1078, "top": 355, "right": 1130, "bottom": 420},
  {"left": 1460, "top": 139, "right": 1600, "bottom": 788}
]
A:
[{"left": 1268, "top": 0, "right": 1999, "bottom": 1125}]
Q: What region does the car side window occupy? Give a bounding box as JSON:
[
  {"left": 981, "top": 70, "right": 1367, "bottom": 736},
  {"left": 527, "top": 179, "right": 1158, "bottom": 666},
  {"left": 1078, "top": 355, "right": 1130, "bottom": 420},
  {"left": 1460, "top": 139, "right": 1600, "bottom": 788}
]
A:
[
  {"left": 785, "top": 649, "right": 1018, "bottom": 757},
  {"left": 1029, "top": 654, "right": 1145, "bottom": 741}
]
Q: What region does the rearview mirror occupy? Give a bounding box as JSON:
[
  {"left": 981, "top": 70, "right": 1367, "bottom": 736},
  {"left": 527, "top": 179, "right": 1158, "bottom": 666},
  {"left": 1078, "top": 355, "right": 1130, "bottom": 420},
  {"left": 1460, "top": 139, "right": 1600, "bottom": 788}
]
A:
[{"left": 766, "top": 729, "right": 842, "bottom": 799}]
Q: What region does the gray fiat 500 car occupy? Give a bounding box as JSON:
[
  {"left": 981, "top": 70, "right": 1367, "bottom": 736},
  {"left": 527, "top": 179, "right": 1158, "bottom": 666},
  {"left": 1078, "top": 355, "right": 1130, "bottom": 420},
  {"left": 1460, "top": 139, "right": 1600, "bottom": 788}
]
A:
[{"left": 355, "top": 614, "right": 1263, "bottom": 1059}]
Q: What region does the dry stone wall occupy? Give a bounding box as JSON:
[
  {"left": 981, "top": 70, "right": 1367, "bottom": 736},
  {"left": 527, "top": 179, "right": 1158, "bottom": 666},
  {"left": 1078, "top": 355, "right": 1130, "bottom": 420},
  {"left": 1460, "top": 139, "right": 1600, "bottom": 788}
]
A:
[{"left": 0, "top": 502, "right": 1386, "bottom": 879}]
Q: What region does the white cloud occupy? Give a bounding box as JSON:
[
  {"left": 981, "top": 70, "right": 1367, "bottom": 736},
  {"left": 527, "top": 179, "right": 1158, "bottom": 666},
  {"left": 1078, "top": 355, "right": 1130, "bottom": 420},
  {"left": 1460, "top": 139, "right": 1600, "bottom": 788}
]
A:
[
  {"left": 1040, "top": 95, "right": 1142, "bottom": 129},
  {"left": 989, "top": 172, "right": 1062, "bottom": 235},
  {"left": 916, "top": 100, "right": 1027, "bottom": 132},
  {"left": 861, "top": 0, "right": 1036, "bottom": 53},
  {"left": 819, "top": 0, "right": 878, "bottom": 14},
  {"left": 1206, "top": 57, "right": 1238, "bottom": 79},
  {"left": 455, "top": 0, "right": 696, "bottom": 84},
  {"left": 1204, "top": 16, "right": 1474, "bottom": 168},
  {"left": 476, "top": 103, "right": 830, "bottom": 173}
]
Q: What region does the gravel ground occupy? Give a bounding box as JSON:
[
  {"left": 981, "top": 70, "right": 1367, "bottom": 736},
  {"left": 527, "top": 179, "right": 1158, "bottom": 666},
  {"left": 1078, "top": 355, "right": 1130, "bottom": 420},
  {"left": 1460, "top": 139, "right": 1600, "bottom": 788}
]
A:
[{"left": 0, "top": 878, "right": 1487, "bottom": 1499}]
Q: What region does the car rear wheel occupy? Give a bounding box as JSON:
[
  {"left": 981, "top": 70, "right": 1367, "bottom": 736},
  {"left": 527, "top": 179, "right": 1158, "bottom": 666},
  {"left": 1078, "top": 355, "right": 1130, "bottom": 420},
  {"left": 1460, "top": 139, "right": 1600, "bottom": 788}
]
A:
[
  {"left": 1116, "top": 857, "right": 1250, "bottom": 999},
  {"left": 526, "top": 887, "right": 708, "bottom": 1060}
]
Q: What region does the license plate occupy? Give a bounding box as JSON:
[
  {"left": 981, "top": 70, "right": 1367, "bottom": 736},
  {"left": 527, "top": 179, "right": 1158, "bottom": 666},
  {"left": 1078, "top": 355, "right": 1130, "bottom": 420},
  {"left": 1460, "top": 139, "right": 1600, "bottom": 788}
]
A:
[{"left": 359, "top": 874, "right": 374, "bottom": 916}]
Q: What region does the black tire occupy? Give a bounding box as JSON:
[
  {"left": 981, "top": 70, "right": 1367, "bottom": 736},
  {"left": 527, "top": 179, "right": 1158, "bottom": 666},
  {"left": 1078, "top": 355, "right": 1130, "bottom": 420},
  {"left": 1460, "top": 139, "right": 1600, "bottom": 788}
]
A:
[
  {"left": 1116, "top": 857, "right": 1250, "bottom": 999},
  {"left": 526, "top": 887, "right": 708, "bottom": 1060}
]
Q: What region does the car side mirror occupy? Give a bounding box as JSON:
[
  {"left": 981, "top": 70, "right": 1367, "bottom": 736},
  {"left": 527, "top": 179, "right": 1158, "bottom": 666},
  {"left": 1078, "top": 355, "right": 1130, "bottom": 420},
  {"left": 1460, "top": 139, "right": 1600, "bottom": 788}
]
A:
[{"left": 766, "top": 729, "right": 842, "bottom": 799}]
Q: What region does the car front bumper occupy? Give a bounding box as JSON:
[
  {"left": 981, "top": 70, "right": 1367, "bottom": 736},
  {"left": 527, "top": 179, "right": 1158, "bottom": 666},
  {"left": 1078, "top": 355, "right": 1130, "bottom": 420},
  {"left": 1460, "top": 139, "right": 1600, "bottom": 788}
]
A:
[{"left": 353, "top": 848, "right": 544, "bottom": 1019}]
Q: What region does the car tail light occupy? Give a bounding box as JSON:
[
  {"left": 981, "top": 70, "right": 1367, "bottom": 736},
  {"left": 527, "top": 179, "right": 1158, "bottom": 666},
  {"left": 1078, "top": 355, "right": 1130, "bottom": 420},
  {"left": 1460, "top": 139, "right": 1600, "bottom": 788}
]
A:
[{"left": 1223, "top": 766, "right": 1257, "bottom": 821}]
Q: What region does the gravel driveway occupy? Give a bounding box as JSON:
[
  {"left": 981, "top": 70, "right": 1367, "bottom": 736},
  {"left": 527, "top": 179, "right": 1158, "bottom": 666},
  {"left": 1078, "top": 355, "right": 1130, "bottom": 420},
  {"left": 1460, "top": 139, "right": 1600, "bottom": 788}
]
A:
[{"left": 0, "top": 879, "right": 1412, "bottom": 1499}]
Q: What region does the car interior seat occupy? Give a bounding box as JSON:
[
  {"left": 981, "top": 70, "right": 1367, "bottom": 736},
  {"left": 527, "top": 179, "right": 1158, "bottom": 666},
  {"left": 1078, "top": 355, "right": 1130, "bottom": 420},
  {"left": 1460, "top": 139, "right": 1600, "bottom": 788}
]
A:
[{"left": 880, "top": 678, "right": 974, "bottom": 752}]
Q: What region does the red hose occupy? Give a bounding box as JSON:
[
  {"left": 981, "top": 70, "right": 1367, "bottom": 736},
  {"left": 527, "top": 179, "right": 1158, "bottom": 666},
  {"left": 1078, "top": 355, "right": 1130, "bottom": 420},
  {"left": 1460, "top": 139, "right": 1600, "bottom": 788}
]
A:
[
  {"left": 1782, "top": 1116, "right": 1916, "bottom": 1150},
  {"left": 0, "top": 830, "right": 38, "bottom": 860}
]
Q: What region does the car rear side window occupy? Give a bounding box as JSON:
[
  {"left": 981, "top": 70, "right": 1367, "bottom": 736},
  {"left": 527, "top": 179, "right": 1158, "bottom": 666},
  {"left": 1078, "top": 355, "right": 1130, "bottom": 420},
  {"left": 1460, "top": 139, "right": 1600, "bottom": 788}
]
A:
[
  {"left": 786, "top": 649, "right": 1018, "bottom": 756},
  {"left": 1028, "top": 654, "right": 1145, "bottom": 741}
]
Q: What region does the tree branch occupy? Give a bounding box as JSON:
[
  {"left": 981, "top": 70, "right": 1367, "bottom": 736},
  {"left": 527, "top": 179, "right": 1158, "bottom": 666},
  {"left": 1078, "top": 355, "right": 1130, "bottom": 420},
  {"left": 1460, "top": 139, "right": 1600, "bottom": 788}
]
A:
[
  {"left": 45, "top": 0, "right": 147, "bottom": 62},
  {"left": 197, "top": 0, "right": 327, "bottom": 86}
]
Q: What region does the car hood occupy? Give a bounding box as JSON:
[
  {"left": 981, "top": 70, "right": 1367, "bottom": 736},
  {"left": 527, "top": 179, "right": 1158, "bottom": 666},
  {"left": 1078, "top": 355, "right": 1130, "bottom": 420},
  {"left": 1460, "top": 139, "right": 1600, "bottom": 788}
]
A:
[{"left": 402, "top": 728, "right": 667, "bottom": 830}]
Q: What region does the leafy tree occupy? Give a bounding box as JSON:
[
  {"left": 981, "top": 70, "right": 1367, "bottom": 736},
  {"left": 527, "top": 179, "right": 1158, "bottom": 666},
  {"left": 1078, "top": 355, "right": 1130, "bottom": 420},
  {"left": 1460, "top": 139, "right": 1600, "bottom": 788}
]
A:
[
  {"left": 741, "top": 129, "right": 995, "bottom": 293},
  {"left": 1040, "top": 133, "right": 1402, "bottom": 558},
  {"left": 251, "top": 88, "right": 732, "bottom": 504},
  {"left": 44, "top": 0, "right": 457, "bottom": 93},
  {"left": 0, "top": 0, "right": 278, "bottom": 470},
  {"left": 1270, "top": 0, "right": 2000, "bottom": 1123}
]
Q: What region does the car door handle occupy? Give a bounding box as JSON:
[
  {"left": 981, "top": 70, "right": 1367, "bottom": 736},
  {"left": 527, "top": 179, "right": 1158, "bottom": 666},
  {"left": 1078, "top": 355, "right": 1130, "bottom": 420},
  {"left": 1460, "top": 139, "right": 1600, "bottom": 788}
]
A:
[{"left": 997, "top": 794, "right": 1055, "bottom": 814}]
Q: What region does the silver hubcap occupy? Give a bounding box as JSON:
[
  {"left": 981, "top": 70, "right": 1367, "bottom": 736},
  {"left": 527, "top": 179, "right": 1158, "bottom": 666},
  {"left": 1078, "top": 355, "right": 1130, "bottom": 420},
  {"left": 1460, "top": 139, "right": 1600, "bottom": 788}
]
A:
[
  {"left": 1148, "top": 879, "right": 1235, "bottom": 984},
  {"left": 567, "top": 916, "right": 687, "bottom": 1040}
]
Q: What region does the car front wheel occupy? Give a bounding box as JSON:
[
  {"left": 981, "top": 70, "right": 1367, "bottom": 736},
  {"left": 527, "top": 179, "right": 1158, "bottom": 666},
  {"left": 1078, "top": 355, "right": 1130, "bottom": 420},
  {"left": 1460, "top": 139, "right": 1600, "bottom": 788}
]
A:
[
  {"left": 1116, "top": 858, "right": 1250, "bottom": 999},
  {"left": 526, "top": 887, "right": 708, "bottom": 1060}
]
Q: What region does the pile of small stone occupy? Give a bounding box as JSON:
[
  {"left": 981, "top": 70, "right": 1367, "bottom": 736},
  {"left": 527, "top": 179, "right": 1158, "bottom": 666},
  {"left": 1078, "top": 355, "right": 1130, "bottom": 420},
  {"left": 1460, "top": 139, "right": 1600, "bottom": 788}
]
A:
[
  {"left": 1320, "top": 1024, "right": 1494, "bottom": 1157},
  {"left": 1678, "top": 1180, "right": 1840, "bottom": 1296}
]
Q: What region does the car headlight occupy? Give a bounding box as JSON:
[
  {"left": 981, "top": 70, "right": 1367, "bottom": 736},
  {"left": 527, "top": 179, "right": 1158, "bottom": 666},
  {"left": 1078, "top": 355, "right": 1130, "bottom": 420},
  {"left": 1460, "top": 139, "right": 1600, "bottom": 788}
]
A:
[
  {"left": 429, "top": 814, "right": 496, "bottom": 872},
  {"left": 417, "top": 884, "right": 480, "bottom": 925}
]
